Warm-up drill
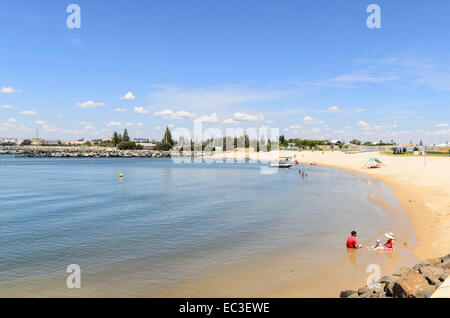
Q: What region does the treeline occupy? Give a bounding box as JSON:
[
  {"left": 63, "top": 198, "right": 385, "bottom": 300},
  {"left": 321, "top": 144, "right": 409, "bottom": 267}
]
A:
[{"left": 111, "top": 129, "right": 143, "bottom": 150}]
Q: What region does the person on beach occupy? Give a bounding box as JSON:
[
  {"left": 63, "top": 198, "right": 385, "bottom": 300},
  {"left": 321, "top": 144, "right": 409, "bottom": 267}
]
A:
[
  {"left": 347, "top": 231, "right": 363, "bottom": 249},
  {"left": 372, "top": 240, "right": 382, "bottom": 249},
  {"left": 383, "top": 233, "right": 396, "bottom": 249},
  {"left": 371, "top": 233, "right": 396, "bottom": 250}
]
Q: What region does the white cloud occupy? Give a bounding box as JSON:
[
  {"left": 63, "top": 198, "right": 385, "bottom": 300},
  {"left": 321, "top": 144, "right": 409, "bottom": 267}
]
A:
[
  {"left": 80, "top": 122, "right": 96, "bottom": 130},
  {"left": 170, "top": 110, "right": 196, "bottom": 120},
  {"left": 234, "top": 112, "right": 264, "bottom": 121},
  {"left": 106, "top": 121, "right": 121, "bottom": 127},
  {"left": 120, "top": 91, "right": 136, "bottom": 100},
  {"left": 8, "top": 118, "right": 17, "bottom": 123},
  {"left": 134, "top": 107, "right": 150, "bottom": 114},
  {"left": 168, "top": 124, "right": 174, "bottom": 128},
  {"left": 328, "top": 106, "right": 340, "bottom": 112},
  {"left": 331, "top": 70, "right": 399, "bottom": 84},
  {"left": 76, "top": 101, "right": 106, "bottom": 109},
  {"left": 153, "top": 109, "right": 196, "bottom": 120},
  {"left": 153, "top": 109, "right": 173, "bottom": 117},
  {"left": 20, "top": 110, "right": 37, "bottom": 116},
  {"left": 311, "top": 128, "right": 321, "bottom": 133},
  {"left": 436, "top": 123, "right": 448, "bottom": 128},
  {"left": 34, "top": 120, "right": 58, "bottom": 132},
  {"left": 357, "top": 120, "right": 370, "bottom": 127},
  {"left": 304, "top": 116, "right": 323, "bottom": 125},
  {"left": 196, "top": 113, "right": 219, "bottom": 123},
  {"left": 137, "top": 123, "right": 144, "bottom": 127},
  {"left": 426, "top": 128, "right": 450, "bottom": 136},
  {"left": 1, "top": 86, "right": 22, "bottom": 93},
  {"left": 2, "top": 104, "right": 16, "bottom": 109},
  {"left": 115, "top": 108, "right": 127, "bottom": 112},
  {"left": 289, "top": 124, "right": 302, "bottom": 129},
  {"left": 223, "top": 118, "right": 240, "bottom": 125},
  {"left": 155, "top": 126, "right": 161, "bottom": 130},
  {"left": 125, "top": 122, "right": 134, "bottom": 126},
  {"left": 355, "top": 108, "right": 366, "bottom": 112}
]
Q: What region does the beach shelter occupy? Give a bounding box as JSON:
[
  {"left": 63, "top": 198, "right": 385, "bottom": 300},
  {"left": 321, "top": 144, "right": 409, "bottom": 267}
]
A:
[{"left": 362, "top": 158, "right": 385, "bottom": 169}]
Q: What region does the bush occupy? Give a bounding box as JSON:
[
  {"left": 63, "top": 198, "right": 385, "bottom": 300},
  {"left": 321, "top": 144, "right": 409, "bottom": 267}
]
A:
[
  {"left": 117, "top": 141, "right": 143, "bottom": 150},
  {"left": 153, "top": 142, "right": 172, "bottom": 151},
  {"left": 21, "top": 139, "right": 32, "bottom": 146}
]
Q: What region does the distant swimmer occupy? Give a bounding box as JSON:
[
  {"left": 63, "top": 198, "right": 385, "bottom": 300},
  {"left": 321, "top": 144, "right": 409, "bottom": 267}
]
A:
[{"left": 347, "top": 231, "right": 363, "bottom": 249}]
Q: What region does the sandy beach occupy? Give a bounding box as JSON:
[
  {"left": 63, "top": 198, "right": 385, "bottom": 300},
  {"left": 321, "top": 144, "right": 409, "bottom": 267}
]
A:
[{"left": 210, "top": 150, "right": 450, "bottom": 261}]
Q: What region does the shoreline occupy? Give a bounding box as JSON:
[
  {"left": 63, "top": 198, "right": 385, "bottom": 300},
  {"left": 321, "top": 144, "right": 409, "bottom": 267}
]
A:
[{"left": 208, "top": 150, "right": 450, "bottom": 262}]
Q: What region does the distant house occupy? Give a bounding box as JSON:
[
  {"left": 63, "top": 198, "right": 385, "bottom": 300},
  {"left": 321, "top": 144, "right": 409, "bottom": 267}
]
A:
[
  {"left": 67, "top": 139, "right": 86, "bottom": 146},
  {"left": 0, "top": 137, "right": 18, "bottom": 144},
  {"left": 437, "top": 143, "right": 450, "bottom": 153},
  {"left": 31, "top": 138, "right": 45, "bottom": 145},
  {"left": 330, "top": 139, "right": 343, "bottom": 146},
  {"left": 138, "top": 142, "right": 156, "bottom": 150},
  {"left": 134, "top": 138, "right": 150, "bottom": 143}
]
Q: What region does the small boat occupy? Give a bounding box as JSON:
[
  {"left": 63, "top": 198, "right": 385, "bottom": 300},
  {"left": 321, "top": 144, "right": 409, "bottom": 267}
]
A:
[{"left": 269, "top": 157, "right": 297, "bottom": 168}]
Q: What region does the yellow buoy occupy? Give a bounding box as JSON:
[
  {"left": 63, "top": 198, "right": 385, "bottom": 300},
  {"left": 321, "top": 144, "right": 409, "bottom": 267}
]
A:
[{"left": 119, "top": 173, "right": 123, "bottom": 178}]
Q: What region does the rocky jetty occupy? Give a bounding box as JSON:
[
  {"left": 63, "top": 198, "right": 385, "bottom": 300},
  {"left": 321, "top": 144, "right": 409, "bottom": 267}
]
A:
[
  {"left": 0, "top": 147, "right": 174, "bottom": 158},
  {"left": 341, "top": 254, "right": 450, "bottom": 298}
]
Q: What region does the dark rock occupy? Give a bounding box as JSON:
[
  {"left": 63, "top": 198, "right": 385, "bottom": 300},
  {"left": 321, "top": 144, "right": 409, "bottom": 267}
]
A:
[
  {"left": 420, "top": 266, "right": 447, "bottom": 285},
  {"left": 393, "top": 267, "right": 411, "bottom": 277},
  {"left": 340, "top": 290, "right": 358, "bottom": 298},
  {"left": 423, "top": 258, "right": 443, "bottom": 267},
  {"left": 358, "top": 287, "right": 374, "bottom": 295},
  {"left": 385, "top": 279, "right": 399, "bottom": 297},
  {"left": 393, "top": 273, "right": 436, "bottom": 298},
  {"left": 378, "top": 275, "right": 396, "bottom": 284},
  {"left": 441, "top": 259, "right": 450, "bottom": 271}
]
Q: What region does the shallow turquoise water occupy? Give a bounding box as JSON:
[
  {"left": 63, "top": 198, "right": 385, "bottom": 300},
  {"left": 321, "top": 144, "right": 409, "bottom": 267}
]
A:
[{"left": 0, "top": 156, "right": 410, "bottom": 297}]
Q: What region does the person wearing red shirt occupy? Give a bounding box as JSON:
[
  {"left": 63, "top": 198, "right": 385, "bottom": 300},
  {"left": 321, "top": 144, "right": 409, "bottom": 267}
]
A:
[
  {"left": 347, "top": 231, "right": 362, "bottom": 248},
  {"left": 383, "top": 232, "right": 396, "bottom": 249}
]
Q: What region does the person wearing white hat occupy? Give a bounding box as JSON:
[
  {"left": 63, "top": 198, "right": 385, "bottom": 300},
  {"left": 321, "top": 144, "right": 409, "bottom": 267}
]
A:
[{"left": 383, "top": 232, "right": 396, "bottom": 249}]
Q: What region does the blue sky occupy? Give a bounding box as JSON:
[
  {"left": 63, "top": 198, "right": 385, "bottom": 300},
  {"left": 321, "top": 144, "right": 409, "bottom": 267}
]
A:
[{"left": 1, "top": 0, "right": 449, "bottom": 144}]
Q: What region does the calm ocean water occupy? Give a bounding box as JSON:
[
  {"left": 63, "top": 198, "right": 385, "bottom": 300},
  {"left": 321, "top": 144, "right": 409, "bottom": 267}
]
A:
[{"left": 0, "top": 156, "right": 416, "bottom": 297}]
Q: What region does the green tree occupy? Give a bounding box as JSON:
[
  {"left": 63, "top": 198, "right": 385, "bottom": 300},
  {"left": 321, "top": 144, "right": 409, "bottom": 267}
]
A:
[
  {"left": 21, "top": 139, "right": 32, "bottom": 146},
  {"left": 112, "top": 131, "right": 120, "bottom": 147},
  {"left": 117, "top": 141, "right": 143, "bottom": 150},
  {"left": 122, "top": 129, "right": 130, "bottom": 142},
  {"left": 162, "top": 126, "right": 174, "bottom": 146},
  {"left": 279, "top": 135, "right": 287, "bottom": 146},
  {"left": 154, "top": 142, "right": 172, "bottom": 151}
]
